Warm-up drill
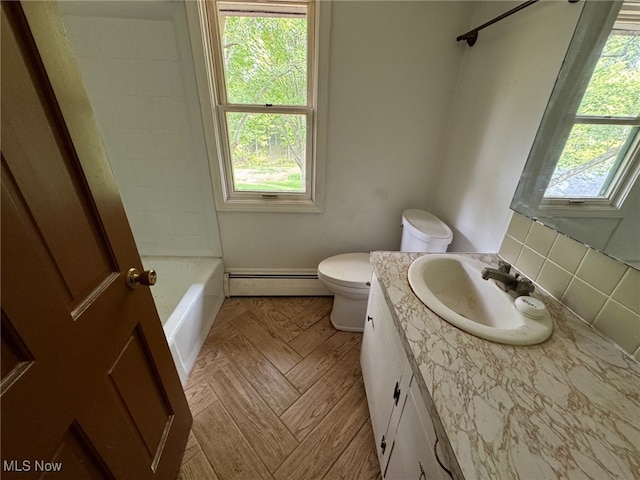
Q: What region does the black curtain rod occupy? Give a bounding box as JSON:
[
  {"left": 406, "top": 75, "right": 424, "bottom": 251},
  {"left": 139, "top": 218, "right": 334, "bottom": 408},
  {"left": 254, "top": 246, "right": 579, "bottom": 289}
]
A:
[{"left": 457, "top": 0, "right": 579, "bottom": 47}]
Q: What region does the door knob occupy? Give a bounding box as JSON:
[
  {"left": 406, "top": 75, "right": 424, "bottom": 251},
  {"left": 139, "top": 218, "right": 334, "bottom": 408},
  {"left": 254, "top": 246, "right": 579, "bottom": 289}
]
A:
[{"left": 126, "top": 268, "right": 157, "bottom": 290}]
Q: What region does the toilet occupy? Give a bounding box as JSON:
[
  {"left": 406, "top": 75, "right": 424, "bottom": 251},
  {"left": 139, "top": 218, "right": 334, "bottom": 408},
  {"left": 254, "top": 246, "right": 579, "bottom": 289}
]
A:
[
  {"left": 317, "top": 253, "right": 373, "bottom": 332},
  {"left": 318, "top": 209, "right": 453, "bottom": 332}
]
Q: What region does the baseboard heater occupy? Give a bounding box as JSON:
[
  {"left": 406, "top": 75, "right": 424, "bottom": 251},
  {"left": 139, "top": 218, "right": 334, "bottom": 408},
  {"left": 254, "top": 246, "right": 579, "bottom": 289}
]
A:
[{"left": 224, "top": 270, "right": 332, "bottom": 297}]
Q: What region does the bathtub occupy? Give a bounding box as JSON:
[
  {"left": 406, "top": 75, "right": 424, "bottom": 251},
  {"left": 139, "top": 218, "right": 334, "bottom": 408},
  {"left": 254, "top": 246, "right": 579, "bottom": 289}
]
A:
[{"left": 142, "top": 256, "right": 224, "bottom": 386}]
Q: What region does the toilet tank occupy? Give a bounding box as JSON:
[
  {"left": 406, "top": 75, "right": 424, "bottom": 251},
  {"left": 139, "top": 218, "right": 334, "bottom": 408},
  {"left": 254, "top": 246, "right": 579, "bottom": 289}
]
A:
[{"left": 400, "top": 209, "right": 453, "bottom": 253}]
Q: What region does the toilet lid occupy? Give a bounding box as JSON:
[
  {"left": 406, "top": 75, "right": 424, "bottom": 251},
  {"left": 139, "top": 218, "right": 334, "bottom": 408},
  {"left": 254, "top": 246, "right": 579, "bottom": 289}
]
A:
[
  {"left": 317, "top": 253, "right": 373, "bottom": 288},
  {"left": 402, "top": 209, "right": 453, "bottom": 244}
]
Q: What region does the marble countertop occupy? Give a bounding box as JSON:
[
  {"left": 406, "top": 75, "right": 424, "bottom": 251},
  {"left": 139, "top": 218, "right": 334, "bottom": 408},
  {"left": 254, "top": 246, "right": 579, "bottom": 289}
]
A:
[{"left": 370, "top": 251, "right": 640, "bottom": 480}]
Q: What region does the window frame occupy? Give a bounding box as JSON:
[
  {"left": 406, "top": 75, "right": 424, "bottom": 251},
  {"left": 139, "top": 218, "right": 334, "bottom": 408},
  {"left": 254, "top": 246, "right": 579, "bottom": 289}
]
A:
[{"left": 195, "top": 0, "right": 326, "bottom": 212}]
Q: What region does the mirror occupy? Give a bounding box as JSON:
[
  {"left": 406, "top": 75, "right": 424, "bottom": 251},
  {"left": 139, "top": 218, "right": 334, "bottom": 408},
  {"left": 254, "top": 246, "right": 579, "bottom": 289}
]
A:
[{"left": 511, "top": 0, "right": 639, "bottom": 269}]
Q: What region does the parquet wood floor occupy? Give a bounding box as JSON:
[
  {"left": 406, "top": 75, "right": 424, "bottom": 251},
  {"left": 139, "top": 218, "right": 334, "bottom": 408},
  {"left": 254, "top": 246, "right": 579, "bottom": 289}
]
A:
[{"left": 179, "top": 297, "right": 382, "bottom": 480}]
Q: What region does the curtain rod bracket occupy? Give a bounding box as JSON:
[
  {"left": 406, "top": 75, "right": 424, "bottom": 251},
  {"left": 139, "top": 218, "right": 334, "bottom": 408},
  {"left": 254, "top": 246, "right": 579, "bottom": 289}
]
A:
[
  {"left": 457, "top": 0, "right": 578, "bottom": 47},
  {"left": 457, "top": 31, "right": 478, "bottom": 47}
]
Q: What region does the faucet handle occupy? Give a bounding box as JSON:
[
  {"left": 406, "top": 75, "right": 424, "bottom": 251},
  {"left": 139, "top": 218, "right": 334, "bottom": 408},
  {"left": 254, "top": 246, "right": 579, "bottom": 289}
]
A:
[
  {"left": 497, "top": 260, "right": 511, "bottom": 273},
  {"left": 515, "top": 277, "right": 535, "bottom": 296}
]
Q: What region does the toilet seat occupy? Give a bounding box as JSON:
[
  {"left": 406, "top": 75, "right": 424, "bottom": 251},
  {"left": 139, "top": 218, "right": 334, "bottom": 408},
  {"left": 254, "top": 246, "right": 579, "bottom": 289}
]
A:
[{"left": 317, "top": 253, "right": 373, "bottom": 289}]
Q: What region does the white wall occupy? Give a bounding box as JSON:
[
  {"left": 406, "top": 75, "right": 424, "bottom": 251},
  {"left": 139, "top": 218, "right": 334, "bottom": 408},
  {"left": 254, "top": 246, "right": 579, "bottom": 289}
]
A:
[
  {"left": 59, "top": 1, "right": 222, "bottom": 258},
  {"left": 217, "top": 1, "right": 474, "bottom": 270},
  {"left": 432, "top": 1, "right": 584, "bottom": 253}
]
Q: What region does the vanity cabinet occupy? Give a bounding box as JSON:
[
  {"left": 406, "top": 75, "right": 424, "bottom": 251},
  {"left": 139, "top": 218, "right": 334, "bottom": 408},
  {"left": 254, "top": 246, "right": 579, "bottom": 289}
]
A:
[{"left": 362, "top": 275, "right": 453, "bottom": 479}]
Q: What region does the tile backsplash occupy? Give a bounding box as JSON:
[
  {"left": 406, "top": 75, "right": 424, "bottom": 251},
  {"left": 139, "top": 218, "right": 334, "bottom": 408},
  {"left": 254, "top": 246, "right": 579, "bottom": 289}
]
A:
[{"left": 500, "top": 212, "right": 640, "bottom": 360}]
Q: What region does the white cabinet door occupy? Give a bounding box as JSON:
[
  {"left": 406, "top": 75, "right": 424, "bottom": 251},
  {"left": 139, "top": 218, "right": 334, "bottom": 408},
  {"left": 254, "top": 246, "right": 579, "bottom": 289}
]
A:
[
  {"left": 384, "top": 357, "right": 413, "bottom": 467},
  {"left": 361, "top": 277, "right": 406, "bottom": 468},
  {"left": 384, "top": 379, "right": 452, "bottom": 480},
  {"left": 362, "top": 275, "right": 453, "bottom": 480}
]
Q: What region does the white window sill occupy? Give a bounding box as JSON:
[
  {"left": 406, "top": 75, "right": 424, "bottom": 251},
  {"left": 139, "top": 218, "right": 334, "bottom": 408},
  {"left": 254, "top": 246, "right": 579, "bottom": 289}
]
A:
[{"left": 215, "top": 197, "right": 323, "bottom": 213}]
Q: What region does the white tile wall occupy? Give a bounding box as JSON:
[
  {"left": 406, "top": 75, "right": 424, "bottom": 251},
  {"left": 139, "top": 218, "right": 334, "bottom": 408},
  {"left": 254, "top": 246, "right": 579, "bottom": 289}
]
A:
[
  {"left": 62, "top": 13, "right": 221, "bottom": 257},
  {"left": 500, "top": 212, "right": 640, "bottom": 357}
]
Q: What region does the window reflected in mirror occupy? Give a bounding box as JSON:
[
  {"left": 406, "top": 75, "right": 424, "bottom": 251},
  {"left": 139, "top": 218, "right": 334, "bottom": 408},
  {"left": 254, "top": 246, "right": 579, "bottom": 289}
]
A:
[
  {"left": 511, "top": 0, "right": 640, "bottom": 269},
  {"left": 544, "top": 7, "right": 640, "bottom": 204}
]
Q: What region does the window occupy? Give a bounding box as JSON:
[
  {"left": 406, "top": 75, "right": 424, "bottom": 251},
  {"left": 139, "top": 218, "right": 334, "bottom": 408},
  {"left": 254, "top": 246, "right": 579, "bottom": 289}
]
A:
[
  {"left": 542, "top": 7, "right": 640, "bottom": 209},
  {"left": 205, "top": 0, "right": 321, "bottom": 209}
]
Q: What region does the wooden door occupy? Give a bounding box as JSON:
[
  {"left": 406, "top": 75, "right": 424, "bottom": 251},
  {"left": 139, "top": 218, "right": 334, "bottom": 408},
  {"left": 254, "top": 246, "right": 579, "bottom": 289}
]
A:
[{"left": 1, "top": 3, "right": 192, "bottom": 479}]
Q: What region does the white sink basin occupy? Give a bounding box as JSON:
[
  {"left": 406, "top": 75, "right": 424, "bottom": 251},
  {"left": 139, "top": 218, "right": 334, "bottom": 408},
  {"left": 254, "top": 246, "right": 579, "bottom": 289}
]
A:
[{"left": 407, "top": 255, "right": 553, "bottom": 345}]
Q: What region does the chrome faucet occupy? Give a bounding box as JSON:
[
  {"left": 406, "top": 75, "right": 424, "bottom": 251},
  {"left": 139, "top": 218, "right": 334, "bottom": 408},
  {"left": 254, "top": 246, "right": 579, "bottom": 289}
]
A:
[{"left": 481, "top": 260, "right": 534, "bottom": 297}]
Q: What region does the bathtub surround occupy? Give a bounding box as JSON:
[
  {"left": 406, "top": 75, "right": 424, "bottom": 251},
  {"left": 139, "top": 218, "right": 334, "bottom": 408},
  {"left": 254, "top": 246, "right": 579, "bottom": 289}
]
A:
[
  {"left": 371, "top": 251, "right": 640, "bottom": 479},
  {"left": 59, "top": 2, "right": 222, "bottom": 258},
  {"left": 500, "top": 212, "right": 640, "bottom": 359}
]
